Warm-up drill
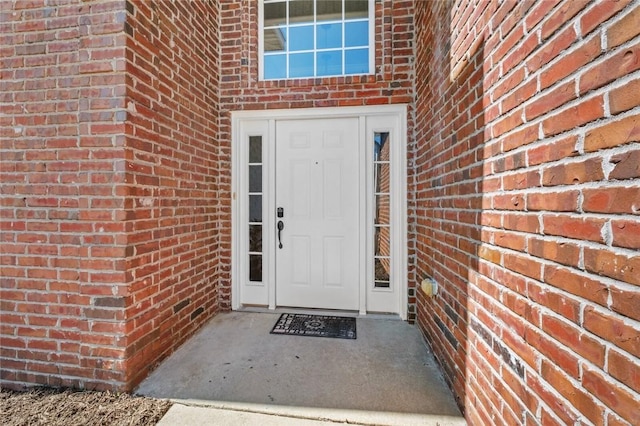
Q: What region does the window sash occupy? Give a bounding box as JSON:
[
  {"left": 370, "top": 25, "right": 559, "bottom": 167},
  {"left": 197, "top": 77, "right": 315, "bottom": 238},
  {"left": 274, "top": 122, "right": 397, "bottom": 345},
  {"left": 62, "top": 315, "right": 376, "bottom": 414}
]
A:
[{"left": 259, "top": 0, "right": 374, "bottom": 80}]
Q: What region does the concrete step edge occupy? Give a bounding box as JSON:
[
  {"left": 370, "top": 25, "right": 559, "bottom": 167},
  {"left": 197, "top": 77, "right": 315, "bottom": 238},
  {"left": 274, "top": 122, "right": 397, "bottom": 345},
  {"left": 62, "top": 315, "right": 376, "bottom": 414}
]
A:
[{"left": 162, "top": 398, "right": 467, "bottom": 426}]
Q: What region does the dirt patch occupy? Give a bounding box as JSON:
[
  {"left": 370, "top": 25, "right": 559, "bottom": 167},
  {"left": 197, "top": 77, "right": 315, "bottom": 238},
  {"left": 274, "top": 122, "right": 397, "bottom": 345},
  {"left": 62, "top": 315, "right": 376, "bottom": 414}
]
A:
[{"left": 1, "top": 388, "right": 171, "bottom": 426}]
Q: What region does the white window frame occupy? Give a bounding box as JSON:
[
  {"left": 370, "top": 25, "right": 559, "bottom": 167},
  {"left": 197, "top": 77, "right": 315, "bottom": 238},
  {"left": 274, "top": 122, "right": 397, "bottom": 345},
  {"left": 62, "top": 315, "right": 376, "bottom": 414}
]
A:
[{"left": 258, "top": 0, "right": 376, "bottom": 81}]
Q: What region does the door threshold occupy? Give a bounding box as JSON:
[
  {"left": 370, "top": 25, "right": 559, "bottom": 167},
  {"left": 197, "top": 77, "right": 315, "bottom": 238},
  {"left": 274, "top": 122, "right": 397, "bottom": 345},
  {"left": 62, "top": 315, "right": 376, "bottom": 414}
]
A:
[{"left": 236, "top": 306, "right": 402, "bottom": 320}]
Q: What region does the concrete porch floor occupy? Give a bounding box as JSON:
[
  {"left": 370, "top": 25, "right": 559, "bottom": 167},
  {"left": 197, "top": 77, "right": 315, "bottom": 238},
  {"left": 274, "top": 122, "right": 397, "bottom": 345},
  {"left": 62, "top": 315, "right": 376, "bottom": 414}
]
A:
[{"left": 136, "top": 311, "right": 464, "bottom": 425}]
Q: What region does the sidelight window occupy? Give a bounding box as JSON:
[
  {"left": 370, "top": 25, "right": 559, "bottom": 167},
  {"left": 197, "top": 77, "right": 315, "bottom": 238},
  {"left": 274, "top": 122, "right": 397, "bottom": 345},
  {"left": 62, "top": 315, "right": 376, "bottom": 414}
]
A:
[
  {"left": 261, "top": 0, "right": 373, "bottom": 80},
  {"left": 373, "top": 132, "right": 391, "bottom": 289},
  {"left": 248, "top": 136, "right": 263, "bottom": 282}
]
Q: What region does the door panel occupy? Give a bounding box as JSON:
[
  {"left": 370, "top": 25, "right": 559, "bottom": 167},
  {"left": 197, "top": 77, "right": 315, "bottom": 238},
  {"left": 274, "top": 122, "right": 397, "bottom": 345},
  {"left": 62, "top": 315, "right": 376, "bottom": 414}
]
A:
[
  {"left": 290, "top": 160, "right": 311, "bottom": 217},
  {"left": 276, "top": 118, "right": 360, "bottom": 310},
  {"left": 290, "top": 236, "right": 310, "bottom": 285},
  {"left": 323, "top": 236, "right": 344, "bottom": 287},
  {"left": 323, "top": 159, "right": 343, "bottom": 218}
]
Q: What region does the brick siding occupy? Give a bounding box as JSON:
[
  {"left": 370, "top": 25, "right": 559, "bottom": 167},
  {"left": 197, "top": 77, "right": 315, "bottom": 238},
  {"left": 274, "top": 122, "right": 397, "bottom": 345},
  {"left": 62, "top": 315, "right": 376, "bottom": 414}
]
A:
[
  {"left": 1, "top": 0, "right": 130, "bottom": 391},
  {"left": 1, "top": 0, "right": 638, "bottom": 423},
  {"left": 414, "top": 0, "right": 640, "bottom": 424},
  {"left": 1, "top": 0, "right": 220, "bottom": 391},
  {"left": 217, "top": 0, "right": 417, "bottom": 313},
  {"left": 123, "top": 0, "right": 220, "bottom": 390}
]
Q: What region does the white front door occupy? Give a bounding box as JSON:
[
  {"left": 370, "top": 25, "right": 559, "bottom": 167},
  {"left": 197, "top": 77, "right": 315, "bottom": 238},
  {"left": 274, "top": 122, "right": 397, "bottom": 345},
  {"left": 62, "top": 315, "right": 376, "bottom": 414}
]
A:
[{"left": 275, "top": 118, "right": 360, "bottom": 310}]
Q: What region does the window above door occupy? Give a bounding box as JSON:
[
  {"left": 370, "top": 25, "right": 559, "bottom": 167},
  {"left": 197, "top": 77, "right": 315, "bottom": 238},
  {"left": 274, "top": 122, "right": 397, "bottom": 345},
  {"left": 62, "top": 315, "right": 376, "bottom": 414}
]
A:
[{"left": 260, "top": 0, "right": 374, "bottom": 80}]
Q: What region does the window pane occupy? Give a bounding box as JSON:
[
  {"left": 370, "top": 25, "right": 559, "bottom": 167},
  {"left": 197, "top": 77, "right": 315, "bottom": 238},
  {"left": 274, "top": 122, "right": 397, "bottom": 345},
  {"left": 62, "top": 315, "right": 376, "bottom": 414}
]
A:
[
  {"left": 261, "top": 0, "right": 372, "bottom": 79},
  {"left": 289, "top": 25, "right": 313, "bottom": 51},
  {"left": 374, "top": 226, "right": 390, "bottom": 257},
  {"left": 375, "top": 194, "right": 390, "bottom": 225},
  {"left": 317, "top": 0, "right": 342, "bottom": 21},
  {"left": 264, "top": 27, "right": 286, "bottom": 52},
  {"left": 249, "top": 255, "right": 262, "bottom": 282},
  {"left": 249, "top": 225, "right": 262, "bottom": 252},
  {"left": 289, "top": 52, "right": 314, "bottom": 78},
  {"left": 375, "top": 258, "right": 390, "bottom": 281},
  {"left": 317, "top": 23, "right": 342, "bottom": 49},
  {"left": 249, "top": 165, "right": 262, "bottom": 192},
  {"left": 345, "top": 21, "right": 368, "bottom": 47},
  {"left": 317, "top": 50, "right": 341, "bottom": 76},
  {"left": 264, "top": 1, "right": 286, "bottom": 27},
  {"left": 345, "top": 0, "right": 368, "bottom": 19},
  {"left": 374, "top": 163, "right": 390, "bottom": 193},
  {"left": 264, "top": 54, "right": 286, "bottom": 79},
  {"left": 345, "top": 48, "right": 368, "bottom": 75},
  {"left": 249, "top": 195, "right": 262, "bottom": 222},
  {"left": 289, "top": 0, "right": 314, "bottom": 23},
  {"left": 249, "top": 136, "right": 262, "bottom": 163},
  {"left": 374, "top": 132, "right": 389, "bottom": 161}
]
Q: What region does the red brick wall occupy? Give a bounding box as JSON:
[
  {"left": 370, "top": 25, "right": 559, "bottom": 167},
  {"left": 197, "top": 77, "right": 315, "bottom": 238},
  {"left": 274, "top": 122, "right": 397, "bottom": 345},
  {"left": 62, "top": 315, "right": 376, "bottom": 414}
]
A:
[
  {"left": 123, "top": 0, "right": 220, "bottom": 389},
  {"left": 217, "top": 0, "right": 417, "bottom": 314},
  {"left": 1, "top": 0, "right": 129, "bottom": 391},
  {"left": 1, "top": 0, "right": 220, "bottom": 391},
  {"left": 4, "top": 1, "right": 638, "bottom": 417},
  {"left": 414, "top": 0, "right": 640, "bottom": 424},
  {"left": 413, "top": 0, "right": 486, "bottom": 407}
]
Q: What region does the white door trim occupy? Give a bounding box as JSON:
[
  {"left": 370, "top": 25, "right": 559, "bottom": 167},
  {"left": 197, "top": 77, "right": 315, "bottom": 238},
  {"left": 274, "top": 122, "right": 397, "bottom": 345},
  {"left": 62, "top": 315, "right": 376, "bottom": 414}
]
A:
[{"left": 231, "top": 105, "right": 408, "bottom": 319}]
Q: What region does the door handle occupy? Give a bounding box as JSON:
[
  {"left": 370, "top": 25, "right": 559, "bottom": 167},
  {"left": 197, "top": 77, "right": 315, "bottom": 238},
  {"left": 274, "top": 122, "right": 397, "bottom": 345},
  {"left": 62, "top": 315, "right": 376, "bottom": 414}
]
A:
[{"left": 277, "top": 220, "right": 284, "bottom": 249}]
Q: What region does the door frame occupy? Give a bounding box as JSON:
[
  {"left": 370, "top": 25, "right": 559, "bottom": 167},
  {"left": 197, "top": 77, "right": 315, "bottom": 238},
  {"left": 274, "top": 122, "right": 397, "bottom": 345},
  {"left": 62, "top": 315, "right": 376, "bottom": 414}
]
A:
[{"left": 231, "top": 105, "right": 408, "bottom": 319}]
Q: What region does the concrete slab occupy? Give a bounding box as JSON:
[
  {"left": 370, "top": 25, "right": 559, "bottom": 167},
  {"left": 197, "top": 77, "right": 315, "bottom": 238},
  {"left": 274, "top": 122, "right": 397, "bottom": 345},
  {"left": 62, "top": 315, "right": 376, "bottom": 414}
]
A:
[
  {"left": 158, "top": 403, "right": 467, "bottom": 426},
  {"left": 137, "top": 312, "right": 463, "bottom": 422},
  {"left": 157, "top": 404, "right": 339, "bottom": 425}
]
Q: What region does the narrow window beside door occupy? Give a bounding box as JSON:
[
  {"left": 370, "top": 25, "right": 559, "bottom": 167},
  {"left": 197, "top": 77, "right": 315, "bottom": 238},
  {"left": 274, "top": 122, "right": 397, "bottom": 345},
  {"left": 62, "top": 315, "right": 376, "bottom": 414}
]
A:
[
  {"left": 249, "top": 136, "right": 263, "bottom": 282},
  {"left": 374, "top": 132, "right": 391, "bottom": 289}
]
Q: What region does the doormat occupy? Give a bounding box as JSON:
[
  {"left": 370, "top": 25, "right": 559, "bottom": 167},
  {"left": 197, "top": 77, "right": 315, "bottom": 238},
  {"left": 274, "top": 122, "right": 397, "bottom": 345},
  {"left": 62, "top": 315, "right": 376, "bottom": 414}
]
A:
[{"left": 270, "top": 313, "right": 357, "bottom": 339}]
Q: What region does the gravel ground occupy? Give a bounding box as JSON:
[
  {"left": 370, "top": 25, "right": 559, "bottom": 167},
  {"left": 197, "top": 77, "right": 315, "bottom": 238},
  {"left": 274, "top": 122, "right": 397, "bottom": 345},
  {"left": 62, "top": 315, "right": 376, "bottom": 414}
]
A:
[{"left": 0, "top": 388, "right": 172, "bottom": 426}]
